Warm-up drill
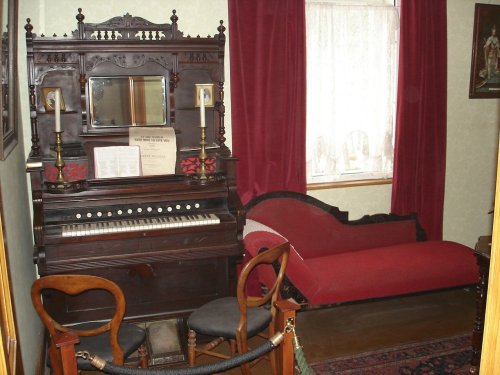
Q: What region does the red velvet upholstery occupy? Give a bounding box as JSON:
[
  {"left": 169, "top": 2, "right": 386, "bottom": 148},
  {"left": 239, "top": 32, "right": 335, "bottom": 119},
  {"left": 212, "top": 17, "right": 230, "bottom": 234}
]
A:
[
  {"left": 247, "top": 197, "right": 417, "bottom": 258},
  {"left": 302, "top": 241, "right": 477, "bottom": 304},
  {"left": 244, "top": 196, "right": 479, "bottom": 306}
]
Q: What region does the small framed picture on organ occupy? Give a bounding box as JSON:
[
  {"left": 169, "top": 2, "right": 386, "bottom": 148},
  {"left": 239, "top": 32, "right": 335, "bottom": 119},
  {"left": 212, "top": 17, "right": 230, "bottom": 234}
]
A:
[
  {"left": 41, "top": 87, "right": 66, "bottom": 111},
  {"left": 194, "top": 84, "right": 215, "bottom": 107}
]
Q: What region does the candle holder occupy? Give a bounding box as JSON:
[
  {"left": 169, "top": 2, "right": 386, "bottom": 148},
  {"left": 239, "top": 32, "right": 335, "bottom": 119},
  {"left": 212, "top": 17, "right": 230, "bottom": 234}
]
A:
[
  {"left": 54, "top": 131, "right": 65, "bottom": 183},
  {"left": 196, "top": 126, "right": 209, "bottom": 183},
  {"left": 188, "top": 126, "right": 221, "bottom": 184},
  {"left": 44, "top": 131, "right": 87, "bottom": 193},
  {"left": 197, "top": 87, "right": 208, "bottom": 182}
]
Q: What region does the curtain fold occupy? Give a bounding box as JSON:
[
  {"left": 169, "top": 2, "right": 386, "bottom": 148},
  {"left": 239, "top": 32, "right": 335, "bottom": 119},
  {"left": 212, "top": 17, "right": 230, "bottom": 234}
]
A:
[
  {"left": 228, "top": 0, "right": 307, "bottom": 205},
  {"left": 391, "top": 0, "right": 447, "bottom": 240}
]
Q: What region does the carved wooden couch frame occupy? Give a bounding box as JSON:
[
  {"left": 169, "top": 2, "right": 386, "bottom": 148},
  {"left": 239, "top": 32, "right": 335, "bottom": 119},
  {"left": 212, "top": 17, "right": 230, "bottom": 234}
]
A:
[{"left": 243, "top": 191, "right": 479, "bottom": 308}]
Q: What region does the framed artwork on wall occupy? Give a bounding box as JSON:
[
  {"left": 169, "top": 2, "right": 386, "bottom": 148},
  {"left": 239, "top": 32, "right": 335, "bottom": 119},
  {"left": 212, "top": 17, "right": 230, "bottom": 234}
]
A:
[{"left": 469, "top": 3, "right": 500, "bottom": 98}]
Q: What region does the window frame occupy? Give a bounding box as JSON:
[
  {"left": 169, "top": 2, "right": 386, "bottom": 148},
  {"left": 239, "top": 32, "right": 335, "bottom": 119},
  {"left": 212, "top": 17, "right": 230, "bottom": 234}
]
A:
[{"left": 305, "top": 0, "right": 399, "bottom": 188}]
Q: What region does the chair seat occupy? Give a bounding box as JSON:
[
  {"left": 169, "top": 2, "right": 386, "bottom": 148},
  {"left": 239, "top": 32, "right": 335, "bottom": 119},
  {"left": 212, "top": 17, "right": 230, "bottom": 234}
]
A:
[
  {"left": 188, "top": 297, "right": 272, "bottom": 339},
  {"left": 70, "top": 322, "right": 146, "bottom": 370}
]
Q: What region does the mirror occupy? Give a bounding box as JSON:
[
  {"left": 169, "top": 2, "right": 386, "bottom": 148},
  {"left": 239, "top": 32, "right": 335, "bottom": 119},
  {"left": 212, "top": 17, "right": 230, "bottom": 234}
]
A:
[
  {"left": 0, "top": 0, "right": 18, "bottom": 160},
  {"left": 89, "top": 76, "right": 168, "bottom": 128}
]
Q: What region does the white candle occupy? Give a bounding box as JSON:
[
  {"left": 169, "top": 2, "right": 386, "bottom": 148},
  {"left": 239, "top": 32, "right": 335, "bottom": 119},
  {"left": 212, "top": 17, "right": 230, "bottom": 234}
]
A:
[
  {"left": 54, "top": 90, "right": 61, "bottom": 132},
  {"left": 200, "top": 88, "right": 206, "bottom": 127}
]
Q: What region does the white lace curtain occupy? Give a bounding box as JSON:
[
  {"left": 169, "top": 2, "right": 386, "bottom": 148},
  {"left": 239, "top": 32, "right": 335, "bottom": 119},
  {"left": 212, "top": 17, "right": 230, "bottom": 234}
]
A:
[{"left": 306, "top": 2, "right": 399, "bottom": 183}]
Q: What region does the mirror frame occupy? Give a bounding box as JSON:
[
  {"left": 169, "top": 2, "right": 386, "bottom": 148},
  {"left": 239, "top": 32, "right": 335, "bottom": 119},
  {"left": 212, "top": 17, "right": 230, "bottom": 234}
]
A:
[
  {"left": 0, "top": 0, "right": 18, "bottom": 160},
  {"left": 88, "top": 75, "right": 168, "bottom": 129}
]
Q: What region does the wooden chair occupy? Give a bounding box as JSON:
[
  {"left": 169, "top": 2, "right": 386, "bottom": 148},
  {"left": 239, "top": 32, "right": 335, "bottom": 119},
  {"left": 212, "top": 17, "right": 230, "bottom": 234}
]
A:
[
  {"left": 31, "top": 275, "right": 148, "bottom": 374},
  {"left": 187, "top": 242, "right": 290, "bottom": 375}
]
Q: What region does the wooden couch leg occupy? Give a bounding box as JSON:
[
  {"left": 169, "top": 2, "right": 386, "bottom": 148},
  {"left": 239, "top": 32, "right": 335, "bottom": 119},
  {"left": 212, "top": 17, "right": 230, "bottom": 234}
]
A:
[
  {"left": 138, "top": 344, "right": 149, "bottom": 368},
  {"left": 187, "top": 329, "right": 196, "bottom": 366}
]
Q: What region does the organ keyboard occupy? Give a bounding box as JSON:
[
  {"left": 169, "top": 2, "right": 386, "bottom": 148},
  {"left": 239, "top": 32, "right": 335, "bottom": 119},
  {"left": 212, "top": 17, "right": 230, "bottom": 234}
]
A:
[
  {"left": 61, "top": 213, "right": 220, "bottom": 237},
  {"left": 31, "top": 174, "right": 245, "bottom": 324}
]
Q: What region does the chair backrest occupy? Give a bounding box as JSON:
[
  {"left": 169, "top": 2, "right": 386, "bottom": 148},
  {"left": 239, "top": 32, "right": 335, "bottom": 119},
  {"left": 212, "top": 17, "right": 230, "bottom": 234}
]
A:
[
  {"left": 236, "top": 242, "right": 290, "bottom": 337},
  {"left": 31, "top": 275, "right": 126, "bottom": 368}
]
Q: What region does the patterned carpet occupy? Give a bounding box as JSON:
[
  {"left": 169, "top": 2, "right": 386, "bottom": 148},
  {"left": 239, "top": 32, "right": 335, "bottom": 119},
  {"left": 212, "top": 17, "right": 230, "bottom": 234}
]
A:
[{"left": 310, "top": 334, "right": 472, "bottom": 375}]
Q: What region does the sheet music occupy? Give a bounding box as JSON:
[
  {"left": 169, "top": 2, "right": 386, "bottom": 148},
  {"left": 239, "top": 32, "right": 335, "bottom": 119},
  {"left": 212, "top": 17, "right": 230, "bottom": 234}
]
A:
[
  {"left": 129, "top": 127, "right": 177, "bottom": 176},
  {"left": 94, "top": 146, "right": 142, "bottom": 178}
]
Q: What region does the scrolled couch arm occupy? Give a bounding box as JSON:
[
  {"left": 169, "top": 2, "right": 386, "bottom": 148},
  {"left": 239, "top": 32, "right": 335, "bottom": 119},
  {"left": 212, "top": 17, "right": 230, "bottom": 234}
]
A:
[{"left": 244, "top": 219, "right": 317, "bottom": 304}]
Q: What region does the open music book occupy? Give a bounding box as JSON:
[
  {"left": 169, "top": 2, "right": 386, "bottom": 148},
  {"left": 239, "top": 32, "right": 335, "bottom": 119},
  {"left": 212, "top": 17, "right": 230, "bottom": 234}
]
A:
[
  {"left": 94, "top": 146, "right": 142, "bottom": 178},
  {"left": 93, "top": 128, "right": 177, "bottom": 179}
]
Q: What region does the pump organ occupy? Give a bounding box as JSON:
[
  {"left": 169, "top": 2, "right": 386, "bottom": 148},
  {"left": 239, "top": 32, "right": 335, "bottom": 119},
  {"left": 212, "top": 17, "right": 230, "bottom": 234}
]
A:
[{"left": 25, "top": 9, "right": 245, "bottom": 324}]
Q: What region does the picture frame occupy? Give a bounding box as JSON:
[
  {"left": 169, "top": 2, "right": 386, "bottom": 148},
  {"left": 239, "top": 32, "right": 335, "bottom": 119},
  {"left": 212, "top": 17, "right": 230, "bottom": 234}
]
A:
[
  {"left": 194, "top": 83, "right": 215, "bottom": 107},
  {"left": 41, "top": 87, "right": 66, "bottom": 111},
  {"left": 469, "top": 3, "right": 500, "bottom": 98}
]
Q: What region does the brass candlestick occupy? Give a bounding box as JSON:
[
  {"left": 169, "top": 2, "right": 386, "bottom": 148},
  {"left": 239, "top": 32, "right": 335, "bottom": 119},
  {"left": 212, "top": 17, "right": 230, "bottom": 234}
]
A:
[
  {"left": 197, "top": 126, "right": 208, "bottom": 182},
  {"left": 189, "top": 125, "right": 222, "bottom": 184},
  {"left": 54, "top": 131, "right": 66, "bottom": 183},
  {"left": 44, "top": 131, "right": 87, "bottom": 193}
]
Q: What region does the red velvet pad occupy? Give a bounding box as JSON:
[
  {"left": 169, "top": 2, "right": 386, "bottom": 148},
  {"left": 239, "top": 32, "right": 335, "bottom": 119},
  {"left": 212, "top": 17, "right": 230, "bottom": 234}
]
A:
[
  {"left": 301, "top": 241, "right": 478, "bottom": 305},
  {"left": 248, "top": 198, "right": 417, "bottom": 258},
  {"left": 245, "top": 231, "right": 478, "bottom": 305}
]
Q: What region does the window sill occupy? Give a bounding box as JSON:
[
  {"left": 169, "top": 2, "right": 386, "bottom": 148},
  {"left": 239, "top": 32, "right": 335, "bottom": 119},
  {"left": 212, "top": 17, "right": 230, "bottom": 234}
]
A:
[{"left": 307, "top": 178, "right": 392, "bottom": 190}]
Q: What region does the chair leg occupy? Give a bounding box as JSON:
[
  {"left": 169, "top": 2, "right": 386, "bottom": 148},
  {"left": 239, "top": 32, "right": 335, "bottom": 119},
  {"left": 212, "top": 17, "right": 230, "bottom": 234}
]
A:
[
  {"left": 49, "top": 344, "right": 64, "bottom": 375},
  {"left": 240, "top": 360, "right": 252, "bottom": 375},
  {"left": 187, "top": 329, "right": 196, "bottom": 367},
  {"left": 269, "top": 349, "right": 278, "bottom": 375},
  {"left": 268, "top": 326, "right": 277, "bottom": 375},
  {"left": 138, "top": 344, "right": 149, "bottom": 368},
  {"left": 229, "top": 340, "right": 237, "bottom": 356},
  {"left": 236, "top": 338, "right": 251, "bottom": 375}
]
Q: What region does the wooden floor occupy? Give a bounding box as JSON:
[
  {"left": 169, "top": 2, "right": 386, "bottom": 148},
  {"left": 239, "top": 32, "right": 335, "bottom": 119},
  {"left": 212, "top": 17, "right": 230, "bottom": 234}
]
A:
[
  {"left": 81, "top": 287, "right": 476, "bottom": 374},
  {"left": 297, "top": 287, "right": 476, "bottom": 362}
]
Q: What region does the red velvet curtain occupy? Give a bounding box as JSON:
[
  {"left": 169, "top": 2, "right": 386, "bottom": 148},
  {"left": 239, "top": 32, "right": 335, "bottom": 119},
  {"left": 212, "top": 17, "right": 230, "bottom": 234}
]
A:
[
  {"left": 391, "top": 0, "right": 447, "bottom": 240},
  {"left": 228, "top": 0, "right": 307, "bottom": 205}
]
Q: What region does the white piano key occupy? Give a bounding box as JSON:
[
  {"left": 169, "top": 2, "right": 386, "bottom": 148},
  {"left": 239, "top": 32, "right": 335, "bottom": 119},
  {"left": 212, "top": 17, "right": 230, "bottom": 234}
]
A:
[
  {"left": 209, "top": 213, "right": 220, "bottom": 224},
  {"left": 89, "top": 223, "right": 98, "bottom": 235},
  {"left": 59, "top": 213, "right": 221, "bottom": 237}
]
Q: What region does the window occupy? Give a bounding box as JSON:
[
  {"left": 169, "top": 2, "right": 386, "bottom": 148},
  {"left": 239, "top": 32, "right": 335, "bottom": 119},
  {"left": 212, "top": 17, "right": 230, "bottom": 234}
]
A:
[{"left": 306, "top": 0, "right": 399, "bottom": 184}]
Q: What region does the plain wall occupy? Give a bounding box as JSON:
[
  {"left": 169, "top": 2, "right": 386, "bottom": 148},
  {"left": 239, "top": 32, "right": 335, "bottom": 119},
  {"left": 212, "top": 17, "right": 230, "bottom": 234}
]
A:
[
  {"left": 444, "top": 0, "right": 499, "bottom": 246},
  {"left": 0, "top": 109, "right": 42, "bottom": 373},
  {"left": 3, "top": 0, "right": 499, "bottom": 372}
]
